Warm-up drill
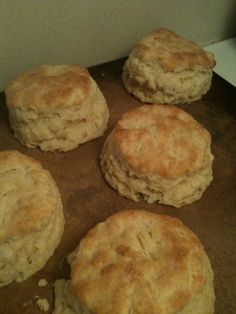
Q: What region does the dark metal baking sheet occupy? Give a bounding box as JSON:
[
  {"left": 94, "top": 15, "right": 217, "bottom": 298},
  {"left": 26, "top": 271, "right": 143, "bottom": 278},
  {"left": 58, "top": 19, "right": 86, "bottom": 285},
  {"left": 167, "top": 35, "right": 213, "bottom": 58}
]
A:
[{"left": 0, "top": 59, "right": 236, "bottom": 313}]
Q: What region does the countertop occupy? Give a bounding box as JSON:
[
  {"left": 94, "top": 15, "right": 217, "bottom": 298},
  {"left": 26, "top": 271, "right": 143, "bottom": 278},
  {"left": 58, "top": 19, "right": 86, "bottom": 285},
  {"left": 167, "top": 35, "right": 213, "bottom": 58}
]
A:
[
  {"left": 205, "top": 36, "right": 236, "bottom": 87},
  {"left": 0, "top": 58, "right": 236, "bottom": 313}
]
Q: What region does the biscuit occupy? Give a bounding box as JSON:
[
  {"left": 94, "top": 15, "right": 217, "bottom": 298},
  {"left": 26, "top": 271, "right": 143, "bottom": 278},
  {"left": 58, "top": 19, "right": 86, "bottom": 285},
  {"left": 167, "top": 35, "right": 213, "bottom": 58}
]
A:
[
  {"left": 53, "top": 210, "right": 215, "bottom": 314},
  {"left": 0, "top": 150, "right": 64, "bottom": 286},
  {"left": 100, "top": 104, "right": 214, "bottom": 207},
  {"left": 5, "top": 65, "right": 109, "bottom": 152},
  {"left": 123, "top": 28, "right": 216, "bottom": 104}
]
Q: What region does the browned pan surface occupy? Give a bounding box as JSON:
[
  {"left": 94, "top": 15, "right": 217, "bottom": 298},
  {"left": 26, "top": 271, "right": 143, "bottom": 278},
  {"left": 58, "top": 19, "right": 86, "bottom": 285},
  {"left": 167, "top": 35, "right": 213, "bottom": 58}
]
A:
[{"left": 0, "top": 59, "right": 235, "bottom": 313}]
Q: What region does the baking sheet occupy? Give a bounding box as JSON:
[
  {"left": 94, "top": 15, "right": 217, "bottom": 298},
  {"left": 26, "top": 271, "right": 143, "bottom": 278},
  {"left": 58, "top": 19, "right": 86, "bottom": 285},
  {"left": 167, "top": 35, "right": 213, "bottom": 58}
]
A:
[{"left": 0, "top": 58, "right": 236, "bottom": 313}]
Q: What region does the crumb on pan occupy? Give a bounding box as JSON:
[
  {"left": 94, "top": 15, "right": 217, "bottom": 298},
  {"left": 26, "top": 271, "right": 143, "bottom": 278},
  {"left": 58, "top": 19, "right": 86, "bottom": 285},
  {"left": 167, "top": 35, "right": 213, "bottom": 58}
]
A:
[
  {"left": 38, "top": 278, "right": 48, "bottom": 287},
  {"left": 36, "top": 298, "right": 50, "bottom": 312}
]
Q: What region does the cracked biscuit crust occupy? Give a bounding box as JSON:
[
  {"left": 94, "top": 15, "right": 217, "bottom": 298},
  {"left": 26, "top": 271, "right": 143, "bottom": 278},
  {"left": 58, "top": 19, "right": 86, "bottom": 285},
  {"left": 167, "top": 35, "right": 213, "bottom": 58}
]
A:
[
  {"left": 131, "top": 28, "right": 215, "bottom": 72},
  {"left": 67, "top": 210, "right": 215, "bottom": 314},
  {"left": 0, "top": 150, "right": 64, "bottom": 286}
]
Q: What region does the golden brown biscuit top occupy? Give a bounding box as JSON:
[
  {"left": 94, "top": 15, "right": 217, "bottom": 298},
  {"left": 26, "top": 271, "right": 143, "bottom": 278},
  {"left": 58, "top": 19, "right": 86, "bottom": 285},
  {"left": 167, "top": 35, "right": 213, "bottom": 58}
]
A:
[
  {"left": 5, "top": 65, "right": 90, "bottom": 110},
  {"left": 70, "top": 210, "right": 209, "bottom": 314},
  {"left": 113, "top": 105, "right": 212, "bottom": 178},
  {"left": 131, "top": 28, "right": 215, "bottom": 71},
  {"left": 0, "top": 151, "right": 60, "bottom": 240}
]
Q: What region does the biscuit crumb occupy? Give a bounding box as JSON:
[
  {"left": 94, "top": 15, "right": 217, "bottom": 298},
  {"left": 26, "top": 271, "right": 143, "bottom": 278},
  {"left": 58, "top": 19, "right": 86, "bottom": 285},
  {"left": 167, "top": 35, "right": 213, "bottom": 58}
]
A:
[
  {"left": 38, "top": 278, "right": 48, "bottom": 287},
  {"left": 36, "top": 298, "right": 50, "bottom": 312}
]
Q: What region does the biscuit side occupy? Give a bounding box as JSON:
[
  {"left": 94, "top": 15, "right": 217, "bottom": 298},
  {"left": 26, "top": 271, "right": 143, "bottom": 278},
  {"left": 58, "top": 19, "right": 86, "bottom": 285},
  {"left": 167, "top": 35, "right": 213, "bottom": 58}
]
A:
[{"left": 0, "top": 151, "right": 64, "bottom": 286}]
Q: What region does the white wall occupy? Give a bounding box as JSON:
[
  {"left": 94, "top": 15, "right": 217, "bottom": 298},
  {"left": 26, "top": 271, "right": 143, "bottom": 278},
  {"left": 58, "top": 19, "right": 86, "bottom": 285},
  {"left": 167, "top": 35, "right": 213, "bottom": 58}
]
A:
[{"left": 1, "top": 0, "right": 236, "bottom": 91}]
